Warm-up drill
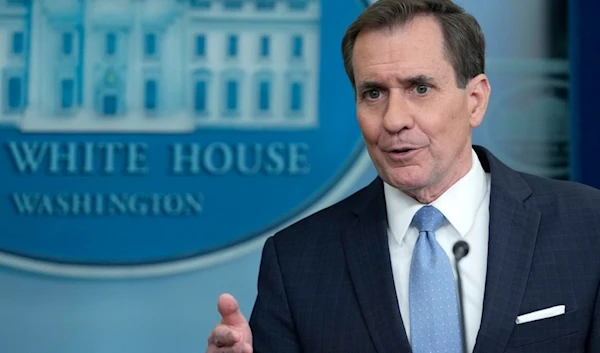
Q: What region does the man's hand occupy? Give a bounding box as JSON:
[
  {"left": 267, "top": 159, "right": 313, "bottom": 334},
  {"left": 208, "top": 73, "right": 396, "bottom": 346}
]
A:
[{"left": 206, "top": 293, "right": 253, "bottom": 353}]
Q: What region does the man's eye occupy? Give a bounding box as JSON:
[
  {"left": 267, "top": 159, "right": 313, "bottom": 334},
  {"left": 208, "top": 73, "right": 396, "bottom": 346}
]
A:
[
  {"left": 366, "top": 90, "right": 381, "bottom": 99},
  {"left": 414, "top": 85, "right": 430, "bottom": 95}
]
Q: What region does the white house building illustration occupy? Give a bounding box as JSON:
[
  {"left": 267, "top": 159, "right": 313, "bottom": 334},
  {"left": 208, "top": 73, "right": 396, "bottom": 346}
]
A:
[
  {"left": 0, "top": 0, "right": 321, "bottom": 132},
  {"left": 0, "top": 0, "right": 29, "bottom": 127}
]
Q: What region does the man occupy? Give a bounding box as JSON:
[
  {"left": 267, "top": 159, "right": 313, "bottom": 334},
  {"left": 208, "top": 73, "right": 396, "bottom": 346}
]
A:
[{"left": 206, "top": 0, "right": 600, "bottom": 352}]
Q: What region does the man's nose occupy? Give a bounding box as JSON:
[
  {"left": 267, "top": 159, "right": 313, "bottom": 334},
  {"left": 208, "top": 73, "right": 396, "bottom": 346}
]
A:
[{"left": 382, "top": 90, "right": 415, "bottom": 133}]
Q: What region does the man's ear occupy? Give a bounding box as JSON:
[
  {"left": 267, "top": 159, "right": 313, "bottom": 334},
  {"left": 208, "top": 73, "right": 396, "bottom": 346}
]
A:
[{"left": 466, "top": 74, "right": 491, "bottom": 128}]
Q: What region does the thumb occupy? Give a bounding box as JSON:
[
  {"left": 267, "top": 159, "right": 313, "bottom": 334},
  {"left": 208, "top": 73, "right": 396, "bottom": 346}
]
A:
[{"left": 218, "top": 293, "right": 248, "bottom": 327}]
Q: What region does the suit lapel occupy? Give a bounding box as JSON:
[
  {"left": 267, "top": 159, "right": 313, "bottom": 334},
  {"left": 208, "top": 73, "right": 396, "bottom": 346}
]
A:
[
  {"left": 342, "top": 179, "right": 412, "bottom": 353},
  {"left": 472, "top": 147, "right": 541, "bottom": 353}
]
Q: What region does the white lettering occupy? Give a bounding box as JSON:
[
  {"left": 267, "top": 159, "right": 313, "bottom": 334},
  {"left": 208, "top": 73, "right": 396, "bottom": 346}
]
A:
[
  {"left": 288, "top": 143, "right": 311, "bottom": 175},
  {"left": 126, "top": 143, "right": 149, "bottom": 174},
  {"left": 203, "top": 142, "right": 234, "bottom": 175},
  {"left": 172, "top": 143, "right": 201, "bottom": 174},
  {"left": 236, "top": 143, "right": 262, "bottom": 175},
  {"left": 170, "top": 142, "right": 310, "bottom": 176},
  {"left": 49, "top": 142, "right": 77, "bottom": 174},
  {"left": 6, "top": 141, "right": 150, "bottom": 175},
  {"left": 7, "top": 142, "right": 48, "bottom": 173},
  {"left": 265, "top": 142, "right": 285, "bottom": 175},
  {"left": 11, "top": 193, "right": 204, "bottom": 217}
]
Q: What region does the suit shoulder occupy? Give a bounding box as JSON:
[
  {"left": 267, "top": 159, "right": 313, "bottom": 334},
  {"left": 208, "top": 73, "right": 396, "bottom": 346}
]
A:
[
  {"left": 522, "top": 173, "right": 600, "bottom": 207},
  {"left": 271, "top": 178, "right": 380, "bottom": 246},
  {"left": 520, "top": 174, "right": 600, "bottom": 269},
  {"left": 521, "top": 174, "right": 600, "bottom": 240}
]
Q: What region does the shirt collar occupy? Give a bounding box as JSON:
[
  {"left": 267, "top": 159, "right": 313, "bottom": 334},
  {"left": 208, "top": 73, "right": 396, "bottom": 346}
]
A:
[{"left": 384, "top": 149, "right": 489, "bottom": 245}]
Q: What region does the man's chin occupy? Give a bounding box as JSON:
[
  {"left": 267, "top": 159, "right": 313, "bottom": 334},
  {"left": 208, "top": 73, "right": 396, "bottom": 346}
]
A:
[{"left": 383, "top": 176, "right": 427, "bottom": 193}]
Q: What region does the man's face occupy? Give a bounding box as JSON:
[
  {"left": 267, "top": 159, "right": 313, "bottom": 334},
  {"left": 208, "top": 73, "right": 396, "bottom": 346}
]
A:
[{"left": 352, "top": 16, "right": 489, "bottom": 202}]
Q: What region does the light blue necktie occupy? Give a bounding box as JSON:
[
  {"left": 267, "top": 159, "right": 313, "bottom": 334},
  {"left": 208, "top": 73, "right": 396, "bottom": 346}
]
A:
[{"left": 409, "top": 205, "right": 463, "bottom": 353}]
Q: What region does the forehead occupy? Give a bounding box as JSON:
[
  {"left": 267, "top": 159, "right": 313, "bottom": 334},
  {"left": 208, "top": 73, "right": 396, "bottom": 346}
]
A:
[{"left": 352, "top": 16, "right": 453, "bottom": 82}]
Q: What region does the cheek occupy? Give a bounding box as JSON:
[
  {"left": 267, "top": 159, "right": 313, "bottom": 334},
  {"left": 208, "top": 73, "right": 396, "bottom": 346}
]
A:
[
  {"left": 357, "top": 114, "right": 380, "bottom": 145},
  {"left": 429, "top": 105, "right": 468, "bottom": 139},
  {"left": 428, "top": 120, "right": 461, "bottom": 147}
]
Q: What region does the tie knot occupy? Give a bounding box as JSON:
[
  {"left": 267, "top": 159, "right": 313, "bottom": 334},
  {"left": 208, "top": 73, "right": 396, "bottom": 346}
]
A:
[{"left": 412, "top": 205, "right": 445, "bottom": 232}]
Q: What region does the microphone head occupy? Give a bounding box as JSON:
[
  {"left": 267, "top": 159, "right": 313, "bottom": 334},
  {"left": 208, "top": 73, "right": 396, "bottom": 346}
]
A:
[{"left": 453, "top": 240, "right": 470, "bottom": 261}]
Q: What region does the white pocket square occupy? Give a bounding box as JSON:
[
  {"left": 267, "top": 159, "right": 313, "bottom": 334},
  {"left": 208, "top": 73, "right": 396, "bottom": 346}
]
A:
[{"left": 515, "top": 305, "right": 566, "bottom": 324}]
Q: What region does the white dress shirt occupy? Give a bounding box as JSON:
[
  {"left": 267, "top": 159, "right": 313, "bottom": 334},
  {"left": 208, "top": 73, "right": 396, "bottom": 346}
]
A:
[{"left": 384, "top": 149, "right": 491, "bottom": 353}]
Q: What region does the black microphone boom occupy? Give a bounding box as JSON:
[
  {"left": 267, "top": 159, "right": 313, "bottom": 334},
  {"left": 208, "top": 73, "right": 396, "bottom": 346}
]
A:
[{"left": 453, "top": 240, "right": 470, "bottom": 353}]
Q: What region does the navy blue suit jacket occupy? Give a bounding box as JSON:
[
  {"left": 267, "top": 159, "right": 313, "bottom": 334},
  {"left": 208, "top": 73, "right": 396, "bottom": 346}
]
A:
[{"left": 248, "top": 146, "right": 600, "bottom": 353}]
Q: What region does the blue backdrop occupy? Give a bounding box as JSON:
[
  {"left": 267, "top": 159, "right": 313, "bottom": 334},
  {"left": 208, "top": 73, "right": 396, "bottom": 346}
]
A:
[{"left": 569, "top": 0, "right": 600, "bottom": 189}]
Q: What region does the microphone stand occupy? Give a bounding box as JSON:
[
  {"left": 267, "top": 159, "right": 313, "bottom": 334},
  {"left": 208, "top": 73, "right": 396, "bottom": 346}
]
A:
[{"left": 453, "top": 240, "right": 469, "bottom": 353}]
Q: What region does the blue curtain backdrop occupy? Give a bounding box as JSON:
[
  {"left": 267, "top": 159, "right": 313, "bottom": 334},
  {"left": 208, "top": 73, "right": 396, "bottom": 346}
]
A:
[{"left": 569, "top": 0, "right": 600, "bottom": 188}]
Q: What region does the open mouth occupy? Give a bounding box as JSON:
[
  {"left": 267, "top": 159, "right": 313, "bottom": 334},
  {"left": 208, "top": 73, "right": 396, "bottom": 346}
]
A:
[
  {"left": 386, "top": 147, "right": 422, "bottom": 160},
  {"left": 393, "top": 148, "right": 413, "bottom": 153},
  {"left": 391, "top": 147, "right": 420, "bottom": 154}
]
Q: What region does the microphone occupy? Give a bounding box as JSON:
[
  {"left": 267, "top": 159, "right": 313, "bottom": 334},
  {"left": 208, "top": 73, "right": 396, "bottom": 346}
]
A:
[{"left": 453, "top": 240, "right": 470, "bottom": 353}]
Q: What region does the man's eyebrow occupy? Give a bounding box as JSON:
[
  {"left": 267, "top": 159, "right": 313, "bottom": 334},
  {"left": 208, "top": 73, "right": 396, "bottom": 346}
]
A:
[
  {"left": 356, "top": 81, "right": 384, "bottom": 92},
  {"left": 400, "top": 75, "right": 436, "bottom": 86},
  {"left": 356, "top": 75, "right": 436, "bottom": 92}
]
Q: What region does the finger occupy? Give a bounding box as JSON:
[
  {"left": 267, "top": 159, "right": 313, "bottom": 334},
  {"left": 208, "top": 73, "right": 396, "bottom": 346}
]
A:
[
  {"left": 218, "top": 293, "right": 248, "bottom": 326},
  {"left": 242, "top": 342, "right": 253, "bottom": 353},
  {"left": 209, "top": 324, "right": 241, "bottom": 347},
  {"left": 219, "top": 345, "right": 252, "bottom": 353},
  {"left": 206, "top": 347, "right": 241, "bottom": 353}
]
